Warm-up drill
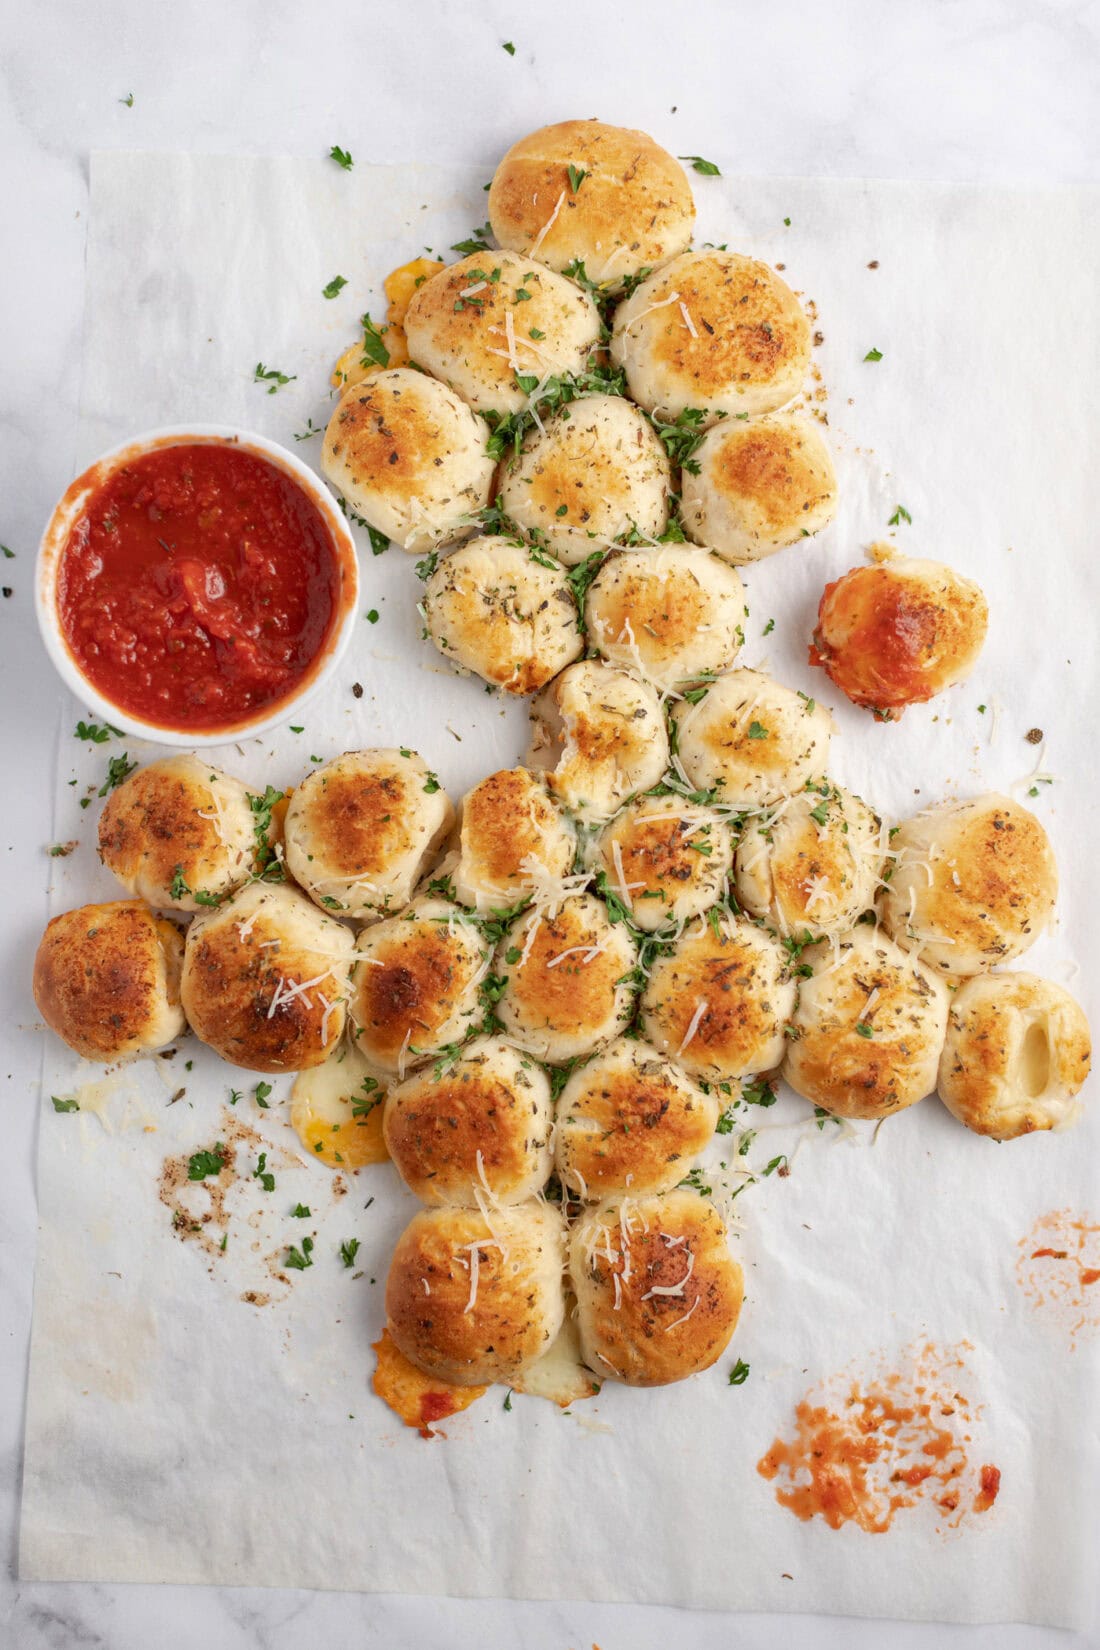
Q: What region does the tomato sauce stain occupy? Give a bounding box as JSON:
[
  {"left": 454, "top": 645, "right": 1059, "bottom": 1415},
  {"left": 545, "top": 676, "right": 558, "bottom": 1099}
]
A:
[{"left": 1017, "top": 1211, "right": 1100, "bottom": 1345}]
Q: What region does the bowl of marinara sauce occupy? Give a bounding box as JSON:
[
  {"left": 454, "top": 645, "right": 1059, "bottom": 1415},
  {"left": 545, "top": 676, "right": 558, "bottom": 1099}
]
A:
[{"left": 37, "top": 427, "right": 360, "bottom": 745}]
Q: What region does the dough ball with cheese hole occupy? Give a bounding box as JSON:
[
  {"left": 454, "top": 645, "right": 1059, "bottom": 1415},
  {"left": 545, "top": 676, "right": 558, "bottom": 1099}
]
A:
[
  {"left": 569, "top": 1190, "right": 743, "bottom": 1386},
  {"left": 555, "top": 1037, "right": 719, "bottom": 1200},
  {"left": 640, "top": 913, "right": 795, "bottom": 1082},
  {"left": 734, "top": 782, "right": 883, "bottom": 940},
  {"left": 422, "top": 535, "right": 582, "bottom": 694},
  {"left": 593, "top": 796, "right": 735, "bottom": 932},
  {"left": 384, "top": 1036, "right": 553, "bottom": 1205},
  {"left": 880, "top": 794, "right": 1058, "bottom": 976},
  {"left": 673, "top": 668, "right": 832, "bottom": 809},
  {"left": 681, "top": 412, "right": 838, "bottom": 563},
  {"left": 488, "top": 119, "right": 694, "bottom": 288},
  {"left": 289, "top": 1037, "right": 389, "bottom": 1169},
  {"left": 348, "top": 897, "right": 488, "bottom": 1075},
  {"left": 33, "top": 900, "right": 185, "bottom": 1061},
  {"left": 386, "top": 1201, "right": 565, "bottom": 1385},
  {"left": 610, "top": 252, "right": 811, "bottom": 423},
  {"left": 284, "top": 748, "right": 453, "bottom": 923},
  {"left": 404, "top": 252, "right": 600, "bottom": 415},
  {"left": 494, "top": 894, "right": 637, "bottom": 1062},
  {"left": 937, "top": 973, "right": 1091, "bottom": 1140},
  {"left": 97, "top": 754, "right": 257, "bottom": 913},
  {"left": 181, "top": 882, "right": 354, "bottom": 1073},
  {"left": 783, "top": 925, "right": 950, "bottom": 1120},
  {"left": 498, "top": 394, "right": 670, "bottom": 565},
  {"left": 452, "top": 767, "right": 576, "bottom": 913},
  {"left": 321, "top": 367, "right": 494, "bottom": 553},
  {"left": 585, "top": 546, "right": 746, "bottom": 689},
  {"left": 528, "top": 659, "right": 669, "bottom": 821}
]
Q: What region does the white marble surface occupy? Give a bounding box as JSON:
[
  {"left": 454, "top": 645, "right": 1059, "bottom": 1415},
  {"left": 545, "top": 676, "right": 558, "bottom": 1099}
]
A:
[{"left": 1, "top": 2, "right": 1097, "bottom": 1646}]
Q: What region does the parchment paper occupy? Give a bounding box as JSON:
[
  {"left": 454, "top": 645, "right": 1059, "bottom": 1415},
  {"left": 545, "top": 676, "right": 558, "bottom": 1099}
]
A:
[{"left": 18, "top": 152, "right": 1100, "bottom": 1626}]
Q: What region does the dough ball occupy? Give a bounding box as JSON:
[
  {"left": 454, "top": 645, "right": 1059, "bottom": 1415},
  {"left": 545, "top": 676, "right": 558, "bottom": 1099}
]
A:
[
  {"left": 33, "top": 900, "right": 185, "bottom": 1061},
  {"left": 681, "top": 412, "right": 837, "bottom": 563},
  {"left": 348, "top": 897, "right": 487, "bottom": 1075},
  {"left": 593, "top": 796, "right": 734, "bottom": 932},
  {"left": 585, "top": 546, "right": 746, "bottom": 689},
  {"left": 321, "top": 367, "right": 494, "bottom": 552},
  {"left": 783, "top": 925, "right": 950, "bottom": 1120},
  {"left": 569, "top": 1190, "right": 743, "bottom": 1386},
  {"left": 488, "top": 119, "right": 694, "bottom": 288},
  {"left": 404, "top": 252, "right": 600, "bottom": 414},
  {"left": 880, "top": 794, "right": 1058, "bottom": 975},
  {"left": 452, "top": 767, "right": 576, "bottom": 913},
  {"left": 555, "top": 1037, "right": 719, "bottom": 1199},
  {"left": 734, "top": 782, "right": 883, "bottom": 939},
  {"left": 422, "top": 535, "right": 583, "bottom": 694},
  {"left": 498, "top": 393, "right": 670, "bottom": 565},
  {"left": 284, "top": 748, "right": 454, "bottom": 923},
  {"left": 384, "top": 1036, "right": 553, "bottom": 1204},
  {"left": 937, "top": 973, "right": 1091, "bottom": 1140},
  {"left": 181, "top": 882, "right": 354, "bottom": 1072},
  {"left": 611, "top": 252, "right": 811, "bottom": 423},
  {"left": 494, "top": 893, "right": 637, "bottom": 1063},
  {"left": 673, "top": 668, "right": 832, "bottom": 808},
  {"left": 528, "top": 659, "right": 669, "bottom": 820},
  {"left": 386, "top": 1201, "right": 565, "bottom": 1385},
  {"left": 641, "top": 914, "right": 795, "bottom": 1082},
  {"left": 811, "top": 556, "right": 989, "bottom": 720}
]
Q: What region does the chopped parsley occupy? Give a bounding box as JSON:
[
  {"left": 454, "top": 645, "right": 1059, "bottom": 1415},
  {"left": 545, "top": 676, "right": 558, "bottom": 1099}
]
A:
[
  {"left": 567, "top": 164, "right": 589, "bottom": 194},
  {"left": 254, "top": 362, "right": 296, "bottom": 394},
  {"left": 254, "top": 1081, "right": 273, "bottom": 1108},
  {"left": 864, "top": 347, "right": 884, "bottom": 362},
  {"left": 854, "top": 1021, "right": 875, "bottom": 1039},
  {"left": 888, "top": 504, "right": 912, "bottom": 527},
  {"left": 451, "top": 223, "right": 493, "bottom": 256},
  {"left": 291, "top": 1203, "right": 311, "bottom": 1218},
  {"left": 728, "top": 1358, "right": 750, "bottom": 1386},
  {"left": 188, "top": 1143, "right": 227, "bottom": 1182},
  {"left": 75, "top": 719, "right": 121, "bottom": 744},
  {"left": 247, "top": 785, "right": 285, "bottom": 874},
  {"left": 329, "top": 145, "right": 354, "bottom": 170},
  {"left": 679, "top": 155, "right": 721, "bottom": 176},
  {"left": 359, "top": 313, "right": 390, "bottom": 370},
  {"left": 98, "top": 753, "right": 137, "bottom": 796},
  {"left": 322, "top": 275, "right": 348, "bottom": 300},
  {"left": 747, "top": 720, "right": 769, "bottom": 740},
  {"left": 502, "top": 39, "right": 516, "bottom": 54},
  {"left": 253, "top": 1152, "right": 275, "bottom": 1192},
  {"left": 51, "top": 1096, "right": 79, "bottom": 1113},
  {"left": 285, "top": 1237, "right": 314, "bottom": 1271},
  {"left": 340, "top": 1238, "right": 361, "bottom": 1268}
]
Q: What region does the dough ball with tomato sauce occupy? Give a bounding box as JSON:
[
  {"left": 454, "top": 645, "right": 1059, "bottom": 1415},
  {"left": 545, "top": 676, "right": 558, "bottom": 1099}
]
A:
[
  {"left": 386, "top": 1201, "right": 565, "bottom": 1385},
  {"left": 528, "top": 659, "right": 669, "bottom": 821},
  {"left": 498, "top": 394, "right": 670, "bottom": 565},
  {"left": 284, "top": 748, "right": 453, "bottom": 923},
  {"left": 422, "top": 535, "right": 582, "bottom": 694},
  {"left": 33, "top": 900, "right": 185, "bottom": 1062},
  {"left": 734, "top": 782, "right": 884, "bottom": 939},
  {"left": 569, "top": 1190, "right": 743, "bottom": 1386},
  {"left": 494, "top": 893, "right": 637, "bottom": 1063},
  {"left": 584, "top": 546, "right": 746, "bottom": 690},
  {"left": 451, "top": 767, "right": 576, "bottom": 913},
  {"left": 681, "top": 412, "right": 838, "bottom": 563},
  {"left": 783, "top": 925, "right": 950, "bottom": 1120},
  {"left": 488, "top": 119, "right": 694, "bottom": 289},
  {"left": 810, "top": 556, "right": 988, "bottom": 720},
  {"left": 611, "top": 252, "right": 811, "bottom": 423},
  {"left": 384, "top": 1037, "right": 553, "bottom": 1205},
  {"left": 592, "top": 796, "right": 734, "bottom": 933},
  {"left": 672, "top": 668, "right": 832, "bottom": 809},
  {"left": 881, "top": 794, "right": 1057, "bottom": 975},
  {"left": 321, "top": 367, "right": 495, "bottom": 553},
  {"left": 937, "top": 973, "right": 1091, "bottom": 1140},
  {"left": 349, "top": 897, "right": 488, "bottom": 1075},
  {"left": 403, "top": 252, "right": 600, "bottom": 415},
  {"left": 181, "top": 883, "right": 354, "bottom": 1072}
]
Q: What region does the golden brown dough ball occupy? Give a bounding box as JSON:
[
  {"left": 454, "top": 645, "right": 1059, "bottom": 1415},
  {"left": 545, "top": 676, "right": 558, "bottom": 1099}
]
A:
[
  {"left": 33, "top": 900, "right": 185, "bottom": 1061},
  {"left": 584, "top": 546, "right": 746, "bottom": 690},
  {"left": 494, "top": 893, "right": 637, "bottom": 1063},
  {"left": 451, "top": 767, "right": 576, "bottom": 913},
  {"left": 528, "top": 659, "right": 669, "bottom": 820},
  {"left": 348, "top": 897, "right": 488, "bottom": 1075},
  {"left": 734, "top": 783, "right": 883, "bottom": 940},
  {"left": 592, "top": 796, "right": 735, "bottom": 933},
  {"left": 672, "top": 669, "right": 832, "bottom": 809},
  {"left": 680, "top": 412, "right": 838, "bottom": 563}
]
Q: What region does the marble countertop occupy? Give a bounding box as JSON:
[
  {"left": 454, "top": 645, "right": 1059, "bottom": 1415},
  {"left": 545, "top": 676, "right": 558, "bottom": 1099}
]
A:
[{"left": 2, "top": 2, "right": 1097, "bottom": 1646}]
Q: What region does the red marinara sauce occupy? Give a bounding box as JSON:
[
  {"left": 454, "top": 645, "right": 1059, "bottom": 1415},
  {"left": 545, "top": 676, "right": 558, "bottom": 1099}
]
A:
[{"left": 57, "top": 443, "right": 343, "bottom": 733}]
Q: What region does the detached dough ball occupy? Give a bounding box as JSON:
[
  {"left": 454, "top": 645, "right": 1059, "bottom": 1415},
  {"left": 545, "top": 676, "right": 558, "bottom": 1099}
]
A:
[
  {"left": 452, "top": 767, "right": 576, "bottom": 913},
  {"left": 681, "top": 413, "right": 837, "bottom": 563},
  {"left": 593, "top": 797, "right": 735, "bottom": 932},
  {"left": 498, "top": 394, "right": 670, "bottom": 565},
  {"left": 641, "top": 914, "right": 794, "bottom": 1083},
  {"left": 528, "top": 660, "right": 669, "bottom": 820},
  {"left": 673, "top": 669, "right": 832, "bottom": 809},
  {"left": 494, "top": 894, "right": 637, "bottom": 1062},
  {"left": 97, "top": 755, "right": 256, "bottom": 913},
  {"left": 349, "top": 897, "right": 488, "bottom": 1075},
  {"left": 386, "top": 1202, "right": 565, "bottom": 1385},
  {"left": 611, "top": 252, "right": 811, "bottom": 423},
  {"left": 384, "top": 1036, "right": 553, "bottom": 1204},
  {"left": 181, "top": 883, "right": 353, "bottom": 1071},
  {"left": 488, "top": 119, "right": 694, "bottom": 288},
  {"left": 321, "top": 367, "right": 494, "bottom": 553},
  {"left": 33, "top": 900, "right": 185, "bottom": 1061},
  {"left": 811, "top": 556, "right": 989, "bottom": 720},
  {"left": 422, "top": 535, "right": 582, "bottom": 694},
  {"left": 881, "top": 794, "right": 1058, "bottom": 975},
  {"left": 585, "top": 546, "right": 746, "bottom": 690},
  {"left": 937, "top": 973, "right": 1091, "bottom": 1140},
  {"left": 555, "top": 1037, "right": 719, "bottom": 1199},
  {"left": 404, "top": 252, "right": 600, "bottom": 415},
  {"left": 734, "top": 783, "right": 883, "bottom": 940},
  {"left": 570, "top": 1190, "right": 743, "bottom": 1386},
  {"left": 784, "top": 926, "right": 950, "bottom": 1120},
  {"left": 284, "top": 748, "right": 453, "bottom": 923}
]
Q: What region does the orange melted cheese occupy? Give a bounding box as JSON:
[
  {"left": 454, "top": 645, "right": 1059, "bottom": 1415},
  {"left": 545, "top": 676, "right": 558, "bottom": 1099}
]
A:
[
  {"left": 331, "top": 257, "right": 446, "bottom": 389},
  {"left": 371, "top": 1328, "right": 486, "bottom": 1436}
]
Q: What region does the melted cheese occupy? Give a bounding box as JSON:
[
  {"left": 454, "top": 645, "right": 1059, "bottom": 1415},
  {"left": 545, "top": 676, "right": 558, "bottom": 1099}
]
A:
[
  {"left": 289, "top": 1040, "right": 389, "bottom": 1170},
  {"left": 371, "top": 1328, "right": 486, "bottom": 1435}
]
